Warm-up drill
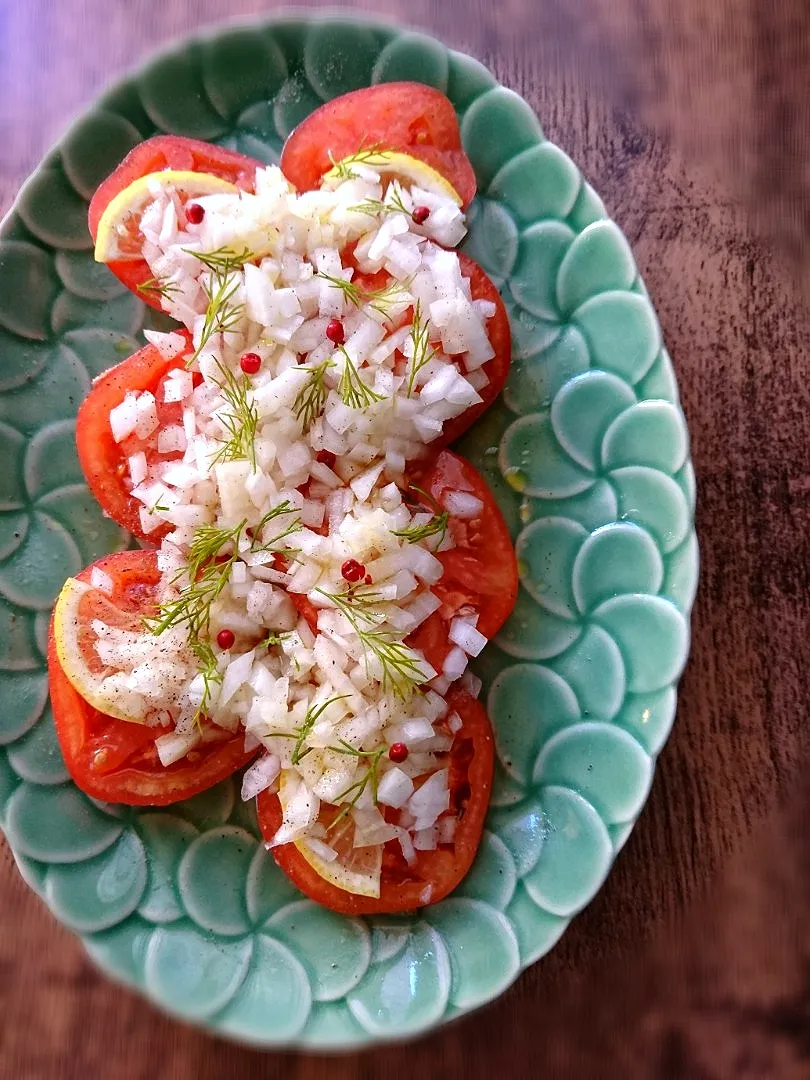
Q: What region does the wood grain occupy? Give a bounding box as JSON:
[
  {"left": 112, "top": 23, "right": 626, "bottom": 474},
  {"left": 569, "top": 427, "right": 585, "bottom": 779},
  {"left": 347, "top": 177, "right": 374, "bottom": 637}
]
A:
[{"left": 1, "top": 1, "right": 809, "bottom": 1076}]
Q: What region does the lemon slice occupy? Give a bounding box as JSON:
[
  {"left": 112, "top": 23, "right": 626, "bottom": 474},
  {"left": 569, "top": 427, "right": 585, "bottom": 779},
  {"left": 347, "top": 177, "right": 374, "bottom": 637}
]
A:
[
  {"left": 324, "top": 150, "right": 462, "bottom": 205},
  {"left": 52, "top": 576, "right": 150, "bottom": 723},
  {"left": 94, "top": 170, "right": 239, "bottom": 263},
  {"left": 279, "top": 773, "right": 383, "bottom": 898}
]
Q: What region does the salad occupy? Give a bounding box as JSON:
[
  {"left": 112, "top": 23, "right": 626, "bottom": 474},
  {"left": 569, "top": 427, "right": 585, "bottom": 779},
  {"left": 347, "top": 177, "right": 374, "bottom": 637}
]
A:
[{"left": 47, "top": 82, "right": 518, "bottom": 915}]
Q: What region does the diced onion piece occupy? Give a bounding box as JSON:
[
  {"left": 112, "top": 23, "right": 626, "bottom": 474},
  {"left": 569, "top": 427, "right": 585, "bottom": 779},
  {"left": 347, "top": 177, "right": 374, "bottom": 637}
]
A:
[
  {"left": 448, "top": 617, "right": 488, "bottom": 657},
  {"left": 444, "top": 491, "right": 483, "bottom": 519},
  {"left": 377, "top": 767, "right": 415, "bottom": 808},
  {"left": 89, "top": 567, "right": 113, "bottom": 595},
  {"left": 240, "top": 754, "right": 280, "bottom": 800},
  {"left": 155, "top": 730, "right": 200, "bottom": 767}
]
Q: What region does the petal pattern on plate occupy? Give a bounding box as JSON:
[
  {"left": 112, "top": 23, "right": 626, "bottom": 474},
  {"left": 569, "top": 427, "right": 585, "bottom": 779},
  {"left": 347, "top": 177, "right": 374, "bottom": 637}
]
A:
[
  {"left": 244, "top": 844, "right": 302, "bottom": 925},
  {"left": 494, "top": 586, "right": 581, "bottom": 661},
  {"left": 0, "top": 510, "right": 82, "bottom": 610},
  {"left": 574, "top": 291, "right": 661, "bottom": 383},
  {"left": 0, "top": 670, "right": 49, "bottom": 746},
  {"left": 550, "top": 624, "right": 626, "bottom": 722},
  {"left": 144, "top": 925, "right": 253, "bottom": 1020},
  {"left": 84, "top": 914, "right": 154, "bottom": 986},
  {"left": 510, "top": 221, "right": 575, "bottom": 319},
  {"left": 517, "top": 479, "right": 619, "bottom": 533},
  {"left": 613, "top": 687, "right": 678, "bottom": 756},
  {"left": 4, "top": 781, "right": 123, "bottom": 862},
  {"left": 461, "top": 197, "right": 518, "bottom": 284},
  {"left": 556, "top": 221, "right": 637, "bottom": 317},
  {"left": 201, "top": 27, "right": 288, "bottom": 121},
  {"left": 661, "top": 531, "right": 700, "bottom": 611},
  {"left": 266, "top": 899, "right": 372, "bottom": 1002},
  {"left": 490, "top": 142, "right": 581, "bottom": 224},
  {"left": 136, "top": 813, "right": 200, "bottom": 924},
  {"left": 272, "top": 72, "right": 324, "bottom": 140},
  {"left": 216, "top": 935, "right": 312, "bottom": 1043},
  {"left": 0, "top": 242, "right": 61, "bottom": 340},
  {"left": 24, "top": 419, "right": 81, "bottom": 500},
  {"left": 60, "top": 110, "right": 143, "bottom": 200},
  {"left": 0, "top": 597, "right": 39, "bottom": 672},
  {"left": 304, "top": 21, "right": 380, "bottom": 100},
  {"left": 174, "top": 776, "right": 235, "bottom": 830},
  {"left": 138, "top": 49, "right": 228, "bottom": 139},
  {"left": 451, "top": 831, "right": 517, "bottom": 910},
  {"left": 0, "top": 342, "right": 90, "bottom": 436},
  {"left": 551, "top": 370, "right": 636, "bottom": 471},
  {"left": 591, "top": 594, "right": 689, "bottom": 694},
  {"left": 566, "top": 180, "right": 607, "bottom": 231},
  {"left": 522, "top": 785, "right": 612, "bottom": 916},
  {"left": 178, "top": 826, "right": 256, "bottom": 936},
  {"left": 489, "top": 662, "right": 581, "bottom": 783},
  {"left": 44, "top": 829, "right": 147, "bottom": 932},
  {"left": 533, "top": 723, "right": 652, "bottom": 824},
  {"left": 6, "top": 706, "right": 69, "bottom": 785},
  {"left": 0, "top": 421, "right": 26, "bottom": 510},
  {"left": 601, "top": 400, "right": 688, "bottom": 474},
  {"left": 500, "top": 412, "right": 594, "bottom": 499},
  {"left": 515, "top": 516, "right": 588, "bottom": 617},
  {"left": 16, "top": 163, "right": 91, "bottom": 250},
  {"left": 610, "top": 465, "right": 691, "bottom": 554},
  {"left": 36, "top": 486, "right": 129, "bottom": 568},
  {"left": 372, "top": 31, "right": 450, "bottom": 90},
  {"left": 572, "top": 522, "right": 665, "bottom": 613},
  {"left": 634, "top": 347, "right": 680, "bottom": 404},
  {"left": 486, "top": 797, "right": 546, "bottom": 877},
  {"left": 347, "top": 923, "right": 451, "bottom": 1038},
  {"left": 503, "top": 325, "right": 591, "bottom": 416},
  {"left": 461, "top": 88, "right": 544, "bottom": 189},
  {"left": 426, "top": 898, "right": 519, "bottom": 1009},
  {"left": 504, "top": 882, "right": 568, "bottom": 964}
]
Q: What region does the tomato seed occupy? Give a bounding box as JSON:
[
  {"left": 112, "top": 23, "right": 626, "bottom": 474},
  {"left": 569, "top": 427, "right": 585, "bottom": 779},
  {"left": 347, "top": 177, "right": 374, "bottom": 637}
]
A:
[{"left": 316, "top": 450, "right": 337, "bottom": 468}]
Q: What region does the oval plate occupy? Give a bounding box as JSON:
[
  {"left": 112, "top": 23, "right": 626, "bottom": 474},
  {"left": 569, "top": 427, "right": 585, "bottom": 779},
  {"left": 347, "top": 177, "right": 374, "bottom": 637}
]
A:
[{"left": 0, "top": 14, "right": 697, "bottom": 1048}]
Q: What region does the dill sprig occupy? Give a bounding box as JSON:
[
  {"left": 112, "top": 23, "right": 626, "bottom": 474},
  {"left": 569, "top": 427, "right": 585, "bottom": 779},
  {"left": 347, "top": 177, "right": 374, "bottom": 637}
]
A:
[
  {"left": 137, "top": 276, "right": 180, "bottom": 305},
  {"left": 406, "top": 300, "right": 437, "bottom": 397},
  {"left": 317, "top": 271, "right": 410, "bottom": 320},
  {"left": 209, "top": 360, "right": 259, "bottom": 469},
  {"left": 293, "top": 358, "right": 335, "bottom": 431},
  {"left": 316, "top": 588, "right": 425, "bottom": 700},
  {"left": 187, "top": 251, "right": 246, "bottom": 366},
  {"left": 347, "top": 186, "right": 410, "bottom": 218},
  {"left": 327, "top": 144, "right": 388, "bottom": 181},
  {"left": 146, "top": 503, "right": 299, "bottom": 646},
  {"left": 289, "top": 694, "right": 351, "bottom": 766},
  {"left": 337, "top": 347, "right": 385, "bottom": 410},
  {"left": 182, "top": 245, "right": 256, "bottom": 274},
  {"left": 189, "top": 639, "right": 223, "bottom": 732},
  {"left": 258, "top": 629, "right": 287, "bottom": 650},
  {"left": 327, "top": 743, "right": 387, "bottom": 829},
  {"left": 392, "top": 509, "right": 449, "bottom": 545},
  {"left": 394, "top": 483, "right": 449, "bottom": 544}
]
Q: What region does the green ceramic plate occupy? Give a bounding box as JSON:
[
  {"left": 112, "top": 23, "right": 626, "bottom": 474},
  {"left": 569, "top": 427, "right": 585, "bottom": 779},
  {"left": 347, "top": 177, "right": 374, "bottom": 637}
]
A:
[{"left": 0, "top": 14, "right": 697, "bottom": 1047}]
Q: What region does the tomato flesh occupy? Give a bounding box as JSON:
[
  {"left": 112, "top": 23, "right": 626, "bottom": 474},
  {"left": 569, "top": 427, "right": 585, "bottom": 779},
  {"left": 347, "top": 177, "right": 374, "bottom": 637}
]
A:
[
  {"left": 48, "top": 550, "right": 256, "bottom": 806},
  {"left": 76, "top": 334, "right": 192, "bottom": 542},
  {"left": 257, "top": 688, "right": 492, "bottom": 914},
  {"left": 280, "top": 82, "right": 476, "bottom": 208},
  {"left": 88, "top": 135, "right": 259, "bottom": 306}
]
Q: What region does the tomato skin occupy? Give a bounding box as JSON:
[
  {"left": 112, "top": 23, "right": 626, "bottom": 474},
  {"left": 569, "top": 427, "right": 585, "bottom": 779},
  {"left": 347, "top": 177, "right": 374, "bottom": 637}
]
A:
[
  {"left": 48, "top": 550, "right": 257, "bottom": 807},
  {"left": 257, "top": 688, "right": 493, "bottom": 914},
  {"left": 88, "top": 136, "right": 259, "bottom": 306},
  {"left": 438, "top": 254, "right": 512, "bottom": 447},
  {"left": 76, "top": 333, "right": 193, "bottom": 542},
  {"left": 406, "top": 449, "right": 518, "bottom": 674},
  {"left": 280, "top": 82, "right": 477, "bottom": 208}
]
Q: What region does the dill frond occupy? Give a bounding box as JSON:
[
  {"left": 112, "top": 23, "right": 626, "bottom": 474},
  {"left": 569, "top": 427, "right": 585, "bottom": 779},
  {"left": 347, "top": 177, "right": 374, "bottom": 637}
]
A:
[
  {"left": 293, "top": 358, "right": 334, "bottom": 431},
  {"left": 406, "top": 300, "right": 437, "bottom": 397},
  {"left": 337, "top": 348, "right": 385, "bottom": 410}
]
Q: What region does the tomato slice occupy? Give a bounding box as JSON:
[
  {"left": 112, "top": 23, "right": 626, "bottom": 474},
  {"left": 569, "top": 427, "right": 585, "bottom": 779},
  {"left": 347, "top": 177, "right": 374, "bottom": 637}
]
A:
[
  {"left": 406, "top": 449, "right": 518, "bottom": 674},
  {"left": 76, "top": 334, "right": 193, "bottom": 542},
  {"left": 48, "top": 551, "right": 257, "bottom": 806},
  {"left": 280, "top": 82, "right": 476, "bottom": 208},
  {"left": 88, "top": 135, "right": 259, "bottom": 306},
  {"left": 256, "top": 688, "right": 493, "bottom": 913},
  {"left": 439, "top": 254, "right": 512, "bottom": 447}
]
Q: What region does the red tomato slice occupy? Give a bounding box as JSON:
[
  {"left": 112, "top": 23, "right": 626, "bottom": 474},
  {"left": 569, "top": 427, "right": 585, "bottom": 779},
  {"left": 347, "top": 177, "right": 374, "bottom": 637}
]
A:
[
  {"left": 406, "top": 449, "right": 518, "bottom": 674},
  {"left": 280, "top": 82, "right": 476, "bottom": 208},
  {"left": 288, "top": 449, "right": 517, "bottom": 674},
  {"left": 88, "top": 136, "right": 259, "bottom": 307},
  {"left": 256, "top": 687, "right": 493, "bottom": 914},
  {"left": 48, "top": 551, "right": 257, "bottom": 806},
  {"left": 76, "top": 334, "right": 193, "bottom": 542},
  {"left": 439, "top": 254, "right": 512, "bottom": 447}
]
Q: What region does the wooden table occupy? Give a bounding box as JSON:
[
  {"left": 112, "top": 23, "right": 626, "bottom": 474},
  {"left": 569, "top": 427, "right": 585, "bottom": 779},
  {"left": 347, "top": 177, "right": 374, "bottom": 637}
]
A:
[{"left": 2, "top": 2, "right": 809, "bottom": 1076}]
